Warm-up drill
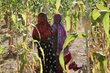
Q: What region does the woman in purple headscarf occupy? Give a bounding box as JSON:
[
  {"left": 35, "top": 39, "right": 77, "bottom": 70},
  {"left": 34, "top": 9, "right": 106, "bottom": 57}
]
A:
[
  {"left": 52, "top": 14, "right": 71, "bottom": 73},
  {"left": 52, "top": 14, "right": 81, "bottom": 72}
]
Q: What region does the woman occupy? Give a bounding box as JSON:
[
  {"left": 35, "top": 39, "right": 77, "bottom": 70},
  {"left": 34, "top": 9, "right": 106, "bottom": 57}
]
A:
[
  {"left": 52, "top": 14, "right": 81, "bottom": 72},
  {"left": 32, "top": 13, "right": 56, "bottom": 73},
  {"left": 52, "top": 14, "right": 71, "bottom": 73}
]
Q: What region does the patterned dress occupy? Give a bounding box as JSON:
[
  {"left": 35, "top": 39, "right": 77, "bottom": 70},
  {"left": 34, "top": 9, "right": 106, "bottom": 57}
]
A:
[{"left": 32, "top": 13, "right": 56, "bottom": 73}]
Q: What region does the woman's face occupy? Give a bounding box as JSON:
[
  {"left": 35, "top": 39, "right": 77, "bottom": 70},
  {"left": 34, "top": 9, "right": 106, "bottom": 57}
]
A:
[
  {"left": 38, "top": 13, "right": 47, "bottom": 24},
  {"left": 38, "top": 16, "right": 45, "bottom": 24},
  {"left": 54, "top": 14, "right": 61, "bottom": 24}
]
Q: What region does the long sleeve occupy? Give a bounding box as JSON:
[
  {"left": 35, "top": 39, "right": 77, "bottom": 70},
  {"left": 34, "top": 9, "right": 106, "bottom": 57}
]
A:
[{"left": 32, "top": 24, "right": 52, "bottom": 41}]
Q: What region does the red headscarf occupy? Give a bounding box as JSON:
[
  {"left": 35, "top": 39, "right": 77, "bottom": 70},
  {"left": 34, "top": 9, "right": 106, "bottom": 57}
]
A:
[{"left": 32, "top": 13, "right": 51, "bottom": 40}]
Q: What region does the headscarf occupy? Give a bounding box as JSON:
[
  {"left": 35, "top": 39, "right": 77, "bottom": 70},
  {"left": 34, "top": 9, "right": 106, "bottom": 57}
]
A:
[
  {"left": 32, "top": 13, "right": 51, "bottom": 40},
  {"left": 38, "top": 13, "right": 48, "bottom": 24},
  {"left": 54, "top": 14, "right": 61, "bottom": 24}
]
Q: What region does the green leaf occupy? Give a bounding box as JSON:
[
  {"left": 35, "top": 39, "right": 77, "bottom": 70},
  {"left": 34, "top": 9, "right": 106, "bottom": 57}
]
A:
[
  {"left": 32, "top": 40, "right": 45, "bottom": 63},
  {"left": 96, "top": 4, "right": 109, "bottom": 10},
  {"left": 78, "top": 33, "right": 86, "bottom": 38},
  {"left": 22, "top": 13, "right": 26, "bottom": 25},
  {"left": 65, "top": 12, "right": 71, "bottom": 31},
  {"left": 19, "top": 53, "right": 26, "bottom": 73},
  {"left": 12, "top": 14, "right": 16, "bottom": 23},
  {"left": 93, "top": 52, "right": 107, "bottom": 73},
  {"left": 12, "top": 0, "right": 16, "bottom": 3},
  {"left": 0, "top": 46, "right": 4, "bottom": 54},
  {"left": 92, "top": 67, "right": 95, "bottom": 73},
  {"left": 92, "top": 9, "right": 101, "bottom": 20},
  {"left": 59, "top": 51, "right": 65, "bottom": 71},
  {"left": 103, "top": 12, "right": 109, "bottom": 41},
  {"left": 59, "top": 33, "right": 78, "bottom": 71},
  {"left": 32, "top": 39, "right": 45, "bottom": 73},
  {"left": 103, "top": 58, "right": 107, "bottom": 71},
  {"left": 82, "top": 33, "right": 86, "bottom": 38},
  {"left": 63, "top": 33, "right": 78, "bottom": 49},
  {"left": 55, "top": 0, "right": 61, "bottom": 12}
]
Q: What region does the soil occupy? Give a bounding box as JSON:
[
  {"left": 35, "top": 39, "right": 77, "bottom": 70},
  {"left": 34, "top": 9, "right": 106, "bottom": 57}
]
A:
[{"left": 0, "top": 23, "right": 87, "bottom": 73}]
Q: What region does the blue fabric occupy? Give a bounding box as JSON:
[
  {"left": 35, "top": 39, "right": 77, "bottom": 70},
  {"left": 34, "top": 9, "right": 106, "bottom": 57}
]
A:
[{"left": 52, "top": 23, "right": 68, "bottom": 54}]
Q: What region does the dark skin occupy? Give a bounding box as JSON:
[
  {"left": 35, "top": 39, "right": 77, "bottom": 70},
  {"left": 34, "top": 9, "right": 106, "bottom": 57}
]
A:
[{"left": 54, "top": 15, "right": 61, "bottom": 24}]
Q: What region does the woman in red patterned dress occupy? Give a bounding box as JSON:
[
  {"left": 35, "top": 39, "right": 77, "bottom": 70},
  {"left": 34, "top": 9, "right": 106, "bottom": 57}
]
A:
[{"left": 32, "top": 13, "right": 56, "bottom": 73}]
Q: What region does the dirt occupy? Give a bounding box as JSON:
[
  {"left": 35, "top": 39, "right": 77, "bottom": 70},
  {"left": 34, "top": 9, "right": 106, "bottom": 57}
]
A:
[
  {"left": 69, "top": 37, "right": 86, "bottom": 73},
  {"left": 0, "top": 23, "right": 87, "bottom": 73}
]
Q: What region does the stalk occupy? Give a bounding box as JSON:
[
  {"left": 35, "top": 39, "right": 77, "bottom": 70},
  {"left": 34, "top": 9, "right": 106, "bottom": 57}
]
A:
[{"left": 85, "top": 29, "right": 90, "bottom": 73}]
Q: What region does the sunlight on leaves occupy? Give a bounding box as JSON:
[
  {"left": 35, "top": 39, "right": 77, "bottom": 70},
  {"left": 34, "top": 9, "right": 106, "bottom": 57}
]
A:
[
  {"left": 92, "top": 9, "right": 100, "bottom": 20},
  {"left": 55, "top": 0, "right": 61, "bottom": 13},
  {"left": 12, "top": 14, "right": 16, "bottom": 23},
  {"left": 103, "top": 12, "right": 109, "bottom": 42},
  {"left": 22, "top": 13, "right": 26, "bottom": 25},
  {"left": 96, "top": 4, "right": 109, "bottom": 10}
]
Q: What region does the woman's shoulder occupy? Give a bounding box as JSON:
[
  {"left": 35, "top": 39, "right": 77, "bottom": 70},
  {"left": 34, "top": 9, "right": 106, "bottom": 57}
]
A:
[{"left": 35, "top": 24, "right": 40, "bottom": 27}]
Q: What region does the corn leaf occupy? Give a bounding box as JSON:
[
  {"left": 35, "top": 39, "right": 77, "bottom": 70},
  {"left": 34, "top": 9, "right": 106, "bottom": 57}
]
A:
[
  {"left": 59, "top": 51, "right": 65, "bottom": 71},
  {"left": 92, "top": 9, "right": 100, "bottom": 20},
  {"left": 32, "top": 40, "right": 44, "bottom": 73},
  {"left": 32, "top": 40, "right": 45, "bottom": 62},
  {"left": 19, "top": 53, "right": 26, "bottom": 73},
  {"left": 96, "top": 4, "right": 109, "bottom": 10},
  {"left": 65, "top": 16, "right": 71, "bottom": 31},
  {"left": 12, "top": 14, "right": 16, "bottom": 23},
  {"left": 93, "top": 52, "right": 107, "bottom": 73},
  {"left": 65, "top": 11, "right": 71, "bottom": 31},
  {"left": 103, "top": 12, "right": 109, "bottom": 41},
  {"left": 0, "top": 46, "right": 4, "bottom": 54},
  {"left": 63, "top": 33, "right": 78, "bottom": 49},
  {"left": 22, "top": 13, "right": 26, "bottom": 25},
  {"left": 55, "top": 0, "right": 61, "bottom": 12},
  {"left": 59, "top": 33, "right": 78, "bottom": 71}
]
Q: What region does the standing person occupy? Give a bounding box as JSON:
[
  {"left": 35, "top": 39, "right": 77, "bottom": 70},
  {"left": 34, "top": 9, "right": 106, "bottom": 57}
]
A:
[
  {"left": 32, "top": 13, "right": 56, "bottom": 73},
  {"left": 52, "top": 14, "right": 81, "bottom": 73},
  {"left": 52, "top": 14, "right": 71, "bottom": 73}
]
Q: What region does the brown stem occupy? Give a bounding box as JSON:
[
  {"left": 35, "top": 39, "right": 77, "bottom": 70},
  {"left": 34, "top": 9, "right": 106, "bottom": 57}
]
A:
[
  {"left": 85, "top": 30, "right": 90, "bottom": 73},
  {"left": 8, "top": 12, "right": 14, "bottom": 50}
]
